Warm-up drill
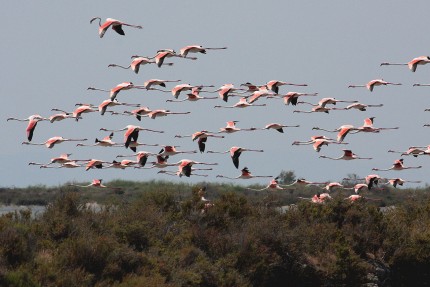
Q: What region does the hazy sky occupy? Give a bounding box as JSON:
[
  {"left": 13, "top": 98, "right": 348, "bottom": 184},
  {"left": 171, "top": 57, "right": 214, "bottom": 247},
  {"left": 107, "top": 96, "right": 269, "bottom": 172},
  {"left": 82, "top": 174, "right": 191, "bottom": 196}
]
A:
[{"left": 2, "top": 1, "right": 430, "bottom": 187}]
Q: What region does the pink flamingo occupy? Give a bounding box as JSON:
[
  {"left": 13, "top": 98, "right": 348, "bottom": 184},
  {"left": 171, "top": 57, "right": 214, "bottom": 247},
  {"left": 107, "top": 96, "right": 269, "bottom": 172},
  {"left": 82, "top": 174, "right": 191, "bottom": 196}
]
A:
[
  {"left": 157, "top": 145, "right": 197, "bottom": 157},
  {"left": 39, "top": 161, "right": 83, "bottom": 169},
  {"left": 266, "top": 92, "right": 318, "bottom": 106},
  {"left": 108, "top": 56, "right": 173, "bottom": 74},
  {"left": 207, "top": 146, "right": 264, "bottom": 168},
  {"left": 247, "top": 177, "right": 291, "bottom": 191},
  {"left": 28, "top": 153, "right": 73, "bottom": 166},
  {"left": 143, "top": 79, "right": 181, "bottom": 90},
  {"left": 85, "top": 159, "right": 110, "bottom": 171},
  {"left": 69, "top": 179, "right": 121, "bottom": 190},
  {"left": 46, "top": 112, "right": 77, "bottom": 123},
  {"left": 166, "top": 90, "right": 217, "bottom": 102},
  {"left": 7, "top": 114, "right": 45, "bottom": 141},
  {"left": 357, "top": 117, "right": 399, "bottom": 133},
  {"left": 319, "top": 149, "right": 372, "bottom": 160},
  {"left": 214, "top": 97, "right": 266, "bottom": 108},
  {"left": 283, "top": 178, "right": 327, "bottom": 187},
  {"left": 266, "top": 80, "right": 308, "bottom": 94},
  {"left": 385, "top": 178, "right": 421, "bottom": 188},
  {"left": 218, "top": 121, "right": 257, "bottom": 134},
  {"left": 372, "top": 159, "right": 422, "bottom": 171},
  {"left": 348, "top": 79, "right": 402, "bottom": 92},
  {"left": 76, "top": 133, "right": 116, "bottom": 147},
  {"left": 22, "top": 136, "right": 87, "bottom": 148},
  {"left": 146, "top": 109, "right": 191, "bottom": 119},
  {"left": 322, "top": 182, "right": 344, "bottom": 192},
  {"left": 100, "top": 125, "right": 164, "bottom": 149},
  {"left": 116, "top": 151, "right": 157, "bottom": 167},
  {"left": 380, "top": 56, "right": 430, "bottom": 72},
  {"left": 292, "top": 138, "right": 347, "bottom": 152},
  {"left": 157, "top": 168, "right": 212, "bottom": 178},
  {"left": 152, "top": 49, "right": 197, "bottom": 67},
  {"left": 98, "top": 99, "right": 140, "bottom": 115},
  {"left": 262, "top": 123, "right": 300, "bottom": 133},
  {"left": 87, "top": 82, "right": 137, "bottom": 101},
  {"left": 247, "top": 86, "right": 275, "bottom": 103},
  {"left": 51, "top": 104, "right": 98, "bottom": 122},
  {"left": 388, "top": 147, "right": 426, "bottom": 157},
  {"left": 179, "top": 45, "right": 227, "bottom": 57},
  {"left": 90, "top": 17, "right": 142, "bottom": 38},
  {"left": 213, "top": 84, "right": 246, "bottom": 102},
  {"left": 216, "top": 167, "right": 272, "bottom": 180},
  {"left": 335, "top": 102, "right": 384, "bottom": 111},
  {"left": 175, "top": 130, "right": 225, "bottom": 153}
]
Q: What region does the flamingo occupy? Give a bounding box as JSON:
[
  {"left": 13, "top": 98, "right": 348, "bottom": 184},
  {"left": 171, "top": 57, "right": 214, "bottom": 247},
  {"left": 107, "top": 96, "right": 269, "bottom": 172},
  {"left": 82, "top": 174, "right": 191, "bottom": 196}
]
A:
[
  {"left": 214, "top": 97, "right": 266, "bottom": 108},
  {"left": 293, "top": 105, "right": 334, "bottom": 114},
  {"left": 345, "top": 194, "right": 363, "bottom": 202},
  {"left": 216, "top": 167, "right": 272, "bottom": 180},
  {"left": 283, "top": 178, "right": 327, "bottom": 187},
  {"left": 218, "top": 121, "right": 257, "bottom": 134},
  {"left": 87, "top": 82, "right": 137, "bottom": 101},
  {"left": 207, "top": 146, "right": 264, "bottom": 168},
  {"left": 291, "top": 135, "right": 337, "bottom": 145},
  {"left": 104, "top": 159, "right": 138, "bottom": 169},
  {"left": 116, "top": 151, "right": 158, "bottom": 167},
  {"left": 51, "top": 104, "right": 97, "bottom": 122},
  {"left": 388, "top": 147, "right": 426, "bottom": 157},
  {"left": 298, "top": 192, "right": 332, "bottom": 203},
  {"left": 100, "top": 125, "right": 163, "bottom": 149},
  {"left": 98, "top": 99, "right": 140, "bottom": 116},
  {"left": 108, "top": 56, "right": 173, "bottom": 74},
  {"left": 90, "top": 17, "right": 142, "bottom": 38},
  {"left": 413, "top": 83, "right": 430, "bottom": 87},
  {"left": 213, "top": 84, "right": 246, "bottom": 102},
  {"left": 174, "top": 159, "right": 216, "bottom": 177},
  {"left": 262, "top": 123, "right": 300, "bottom": 133},
  {"left": 292, "top": 138, "right": 348, "bottom": 152},
  {"left": 170, "top": 84, "right": 207, "bottom": 99},
  {"left": 76, "top": 133, "right": 116, "bottom": 147},
  {"left": 335, "top": 103, "right": 384, "bottom": 112},
  {"left": 179, "top": 45, "right": 227, "bottom": 57},
  {"left": 313, "top": 125, "right": 360, "bottom": 143},
  {"left": 372, "top": 159, "right": 422, "bottom": 171},
  {"left": 247, "top": 177, "right": 291, "bottom": 191},
  {"left": 135, "top": 151, "right": 172, "bottom": 169},
  {"left": 39, "top": 161, "right": 83, "bottom": 169},
  {"left": 247, "top": 86, "right": 275, "bottom": 104},
  {"left": 153, "top": 49, "right": 197, "bottom": 67},
  {"left": 175, "top": 130, "right": 225, "bottom": 153},
  {"left": 385, "top": 178, "right": 421, "bottom": 188},
  {"left": 143, "top": 79, "right": 181, "bottom": 90},
  {"left": 118, "top": 107, "right": 153, "bottom": 121},
  {"left": 357, "top": 117, "right": 399, "bottom": 133},
  {"left": 240, "top": 82, "right": 261, "bottom": 93},
  {"left": 146, "top": 109, "right": 191, "bottom": 119},
  {"left": 266, "top": 92, "right": 318, "bottom": 106},
  {"left": 28, "top": 153, "right": 73, "bottom": 166},
  {"left": 157, "top": 168, "right": 212, "bottom": 177},
  {"left": 85, "top": 159, "right": 110, "bottom": 171},
  {"left": 266, "top": 80, "right": 308, "bottom": 94},
  {"left": 7, "top": 114, "right": 45, "bottom": 141},
  {"left": 295, "top": 98, "right": 358, "bottom": 108},
  {"left": 46, "top": 112, "right": 78, "bottom": 123},
  {"left": 342, "top": 174, "right": 382, "bottom": 190},
  {"left": 22, "top": 136, "right": 87, "bottom": 148},
  {"left": 319, "top": 149, "right": 372, "bottom": 160},
  {"left": 322, "top": 182, "right": 344, "bottom": 192},
  {"left": 158, "top": 145, "right": 197, "bottom": 157},
  {"left": 69, "top": 179, "right": 121, "bottom": 190},
  {"left": 344, "top": 184, "right": 369, "bottom": 194},
  {"left": 166, "top": 91, "right": 218, "bottom": 102},
  {"left": 380, "top": 56, "right": 430, "bottom": 72},
  {"left": 348, "top": 79, "right": 402, "bottom": 92}
]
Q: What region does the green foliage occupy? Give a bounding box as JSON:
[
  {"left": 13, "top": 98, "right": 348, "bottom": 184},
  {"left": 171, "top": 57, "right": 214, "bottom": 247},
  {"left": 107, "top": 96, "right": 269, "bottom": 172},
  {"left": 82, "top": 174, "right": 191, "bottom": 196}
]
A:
[{"left": 0, "top": 181, "right": 430, "bottom": 285}]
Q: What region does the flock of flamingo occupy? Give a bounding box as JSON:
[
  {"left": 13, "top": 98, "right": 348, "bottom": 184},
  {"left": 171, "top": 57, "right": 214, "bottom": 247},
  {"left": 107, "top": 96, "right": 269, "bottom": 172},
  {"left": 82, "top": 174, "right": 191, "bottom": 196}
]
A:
[{"left": 7, "top": 17, "right": 430, "bottom": 204}]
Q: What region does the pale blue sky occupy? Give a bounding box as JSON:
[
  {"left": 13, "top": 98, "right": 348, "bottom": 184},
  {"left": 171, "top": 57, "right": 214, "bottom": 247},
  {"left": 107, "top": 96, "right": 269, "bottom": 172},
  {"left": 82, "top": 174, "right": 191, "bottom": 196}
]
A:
[{"left": 2, "top": 1, "right": 430, "bottom": 187}]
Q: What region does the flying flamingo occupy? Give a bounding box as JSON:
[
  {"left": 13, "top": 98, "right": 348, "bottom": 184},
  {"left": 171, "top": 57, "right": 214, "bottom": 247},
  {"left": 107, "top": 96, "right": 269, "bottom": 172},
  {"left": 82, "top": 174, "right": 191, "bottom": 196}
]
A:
[
  {"left": 117, "top": 106, "right": 153, "bottom": 121},
  {"left": 68, "top": 179, "right": 121, "bottom": 190},
  {"left": 207, "top": 146, "right": 264, "bottom": 168},
  {"left": 342, "top": 174, "right": 382, "bottom": 190},
  {"left": 173, "top": 159, "right": 217, "bottom": 177},
  {"left": 87, "top": 82, "right": 137, "bottom": 101},
  {"left": 240, "top": 82, "right": 261, "bottom": 93},
  {"left": 298, "top": 192, "right": 332, "bottom": 204},
  {"left": 216, "top": 167, "right": 272, "bottom": 180},
  {"left": 214, "top": 97, "right": 266, "bottom": 108},
  {"left": 169, "top": 84, "right": 215, "bottom": 99},
  {"left": 100, "top": 125, "right": 164, "bottom": 149},
  {"left": 22, "top": 136, "right": 87, "bottom": 148},
  {"left": 28, "top": 153, "right": 73, "bottom": 166},
  {"left": 291, "top": 135, "right": 337, "bottom": 145},
  {"left": 7, "top": 114, "right": 45, "bottom": 141},
  {"left": 51, "top": 104, "right": 98, "bottom": 122},
  {"left": 108, "top": 56, "right": 173, "bottom": 74},
  {"left": 218, "top": 121, "right": 257, "bottom": 134},
  {"left": 293, "top": 138, "right": 347, "bottom": 152},
  {"left": 158, "top": 145, "right": 197, "bottom": 157},
  {"left": 46, "top": 112, "right": 78, "bottom": 123},
  {"left": 322, "top": 182, "right": 344, "bottom": 192},
  {"left": 357, "top": 117, "right": 399, "bottom": 133},
  {"left": 143, "top": 79, "right": 181, "bottom": 90},
  {"left": 319, "top": 149, "right": 372, "bottom": 160},
  {"left": 345, "top": 194, "right": 363, "bottom": 202},
  {"left": 116, "top": 151, "right": 158, "bottom": 167},
  {"left": 136, "top": 151, "right": 172, "bottom": 169},
  {"left": 388, "top": 147, "right": 426, "bottom": 157},
  {"left": 146, "top": 109, "right": 191, "bottom": 119},
  {"left": 262, "top": 123, "right": 300, "bottom": 133},
  {"left": 335, "top": 102, "right": 384, "bottom": 111},
  {"left": 380, "top": 56, "right": 430, "bottom": 72},
  {"left": 104, "top": 159, "right": 139, "bottom": 169},
  {"left": 413, "top": 83, "right": 430, "bottom": 87},
  {"left": 384, "top": 178, "right": 421, "bottom": 188},
  {"left": 98, "top": 99, "right": 140, "bottom": 116},
  {"left": 247, "top": 86, "right": 275, "bottom": 104},
  {"left": 265, "top": 80, "right": 308, "bottom": 94},
  {"left": 166, "top": 91, "right": 218, "bottom": 102},
  {"left": 85, "top": 159, "right": 110, "bottom": 171},
  {"left": 344, "top": 184, "right": 370, "bottom": 194},
  {"left": 152, "top": 49, "right": 197, "bottom": 67},
  {"left": 179, "top": 45, "right": 227, "bottom": 57},
  {"left": 39, "top": 161, "right": 83, "bottom": 169},
  {"left": 247, "top": 177, "right": 291, "bottom": 191},
  {"left": 348, "top": 79, "right": 402, "bottom": 92},
  {"left": 293, "top": 105, "right": 334, "bottom": 114},
  {"left": 266, "top": 92, "right": 318, "bottom": 106},
  {"left": 372, "top": 159, "right": 422, "bottom": 171},
  {"left": 175, "top": 130, "right": 225, "bottom": 153},
  {"left": 90, "top": 17, "right": 142, "bottom": 38},
  {"left": 312, "top": 125, "right": 360, "bottom": 143},
  {"left": 295, "top": 98, "right": 358, "bottom": 108},
  {"left": 157, "top": 167, "right": 213, "bottom": 178},
  {"left": 212, "top": 84, "right": 246, "bottom": 102},
  {"left": 283, "top": 178, "right": 327, "bottom": 187},
  {"left": 76, "top": 133, "right": 116, "bottom": 147}
]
